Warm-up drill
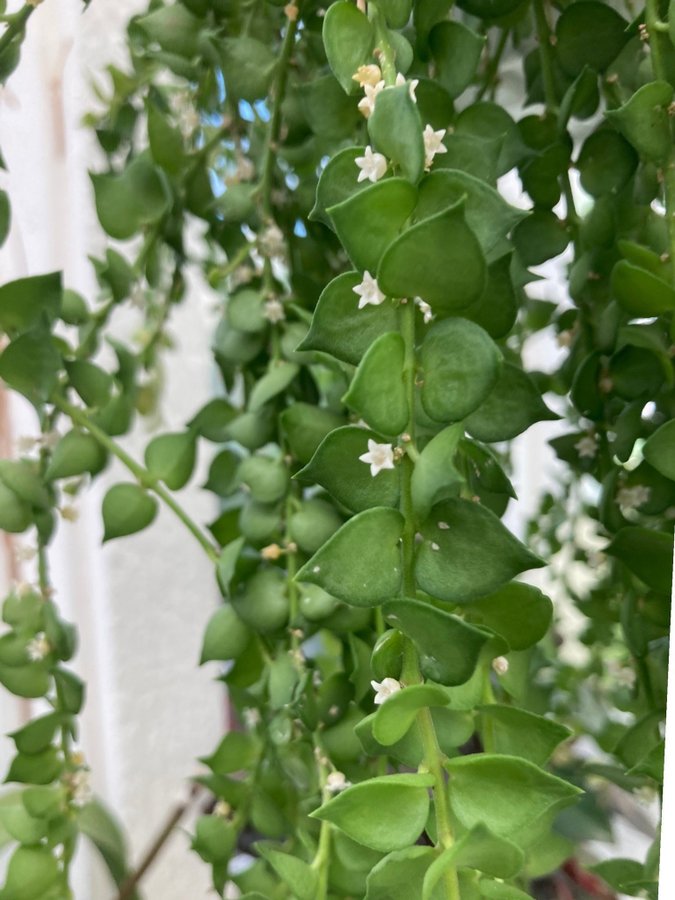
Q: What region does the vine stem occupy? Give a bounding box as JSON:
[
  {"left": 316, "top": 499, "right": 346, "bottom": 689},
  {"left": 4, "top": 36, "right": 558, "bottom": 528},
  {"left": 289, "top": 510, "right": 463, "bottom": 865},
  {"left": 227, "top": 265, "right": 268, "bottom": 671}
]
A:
[
  {"left": 398, "top": 300, "right": 460, "bottom": 900},
  {"left": 52, "top": 395, "right": 219, "bottom": 563},
  {"left": 645, "top": 0, "right": 675, "bottom": 283},
  {"left": 476, "top": 28, "right": 510, "bottom": 102},
  {"left": 0, "top": 4, "right": 33, "bottom": 55}
]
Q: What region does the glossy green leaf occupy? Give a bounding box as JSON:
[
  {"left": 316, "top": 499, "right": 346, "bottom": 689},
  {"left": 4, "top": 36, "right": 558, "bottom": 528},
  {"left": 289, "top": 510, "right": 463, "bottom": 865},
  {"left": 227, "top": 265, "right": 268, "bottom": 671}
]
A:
[
  {"left": 91, "top": 152, "right": 171, "bottom": 240},
  {"left": 463, "top": 253, "right": 518, "bottom": 340},
  {"left": 411, "top": 424, "right": 463, "bottom": 520},
  {"left": 102, "top": 483, "right": 158, "bottom": 542},
  {"left": 45, "top": 430, "right": 107, "bottom": 480},
  {"left": 0, "top": 272, "right": 61, "bottom": 335},
  {"left": 0, "top": 662, "right": 50, "bottom": 700},
  {"left": 232, "top": 569, "right": 289, "bottom": 632},
  {"left": 136, "top": 4, "right": 201, "bottom": 56},
  {"left": 606, "top": 527, "right": 673, "bottom": 594},
  {"left": 220, "top": 37, "right": 277, "bottom": 101},
  {"left": 464, "top": 582, "right": 552, "bottom": 651},
  {"left": 66, "top": 360, "right": 112, "bottom": 408},
  {"left": 311, "top": 147, "right": 369, "bottom": 226},
  {"left": 513, "top": 211, "right": 570, "bottom": 266},
  {"left": 343, "top": 332, "right": 408, "bottom": 435},
  {"left": 200, "top": 604, "right": 251, "bottom": 664},
  {"left": 192, "top": 815, "right": 236, "bottom": 865},
  {"left": 0, "top": 845, "right": 60, "bottom": 900},
  {"left": 479, "top": 705, "right": 572, "bottom": 766},
  {"left": 416, "top": 500, "right": 544, "bottom": 603},
  {"left": 465, "top": 363, "right": 558, "bottom": 442},
  {"left": 607, "top": 81, "right": 674, "bottom": 163},
  {"left": 444, "top": 755, "right": 583, "bottom": 849},
  {"left": 372, "top": 684, "right": 449, "bottom": 745},
  {"left": 0, "top": 799, "right": 48, "bottom": 845},
  {"left": 288, "top": 498, "right": 342, "bottom": 555},
  {"left": 226, "top": 288, "right": 266, "bottom": 334},
  {"left": 384, "top": 597, "right": 489, "bottom": 685},
  {"left": 311, "top": 773, "right": 434, "bottom": 852},
  {"left": 420, "top": 319, "right": 501, "bottom": 423},
  {"left": 10, "top": 713, "right": 62, "bottom": 756},
  {"left": 365, "top": 847, "right": 439, "bottom": 900},
  {"left": 249, "top": 361, "right": 299, "bottom": 412},
  {"left": 429, "top": 22, "right": 484, "bottom": 99},
  {"left": 378, "top": 199, "right": 486, "bottom": 313},
  {"left": 147, "top": 101, "right": 184, "bottom": 174},
  {"left": 479, "top": 880, "right": 533, "bottom": 899},
  {"left": 454, "top": 102, "right": 526, "bottom": 177},
  {"left": 255, "top": 845, "right": 317, "bottom": 900},
  {"left": 296, "top": 507, "right": 403, "bottom": 606},
  {"left": 555, "top": 1, "right": 628, "bottom": 76},
  {"left": 368, "top": 85, "right": 424, "bottom": 183},
  {"left": 296, "top": 426, "right": 400, "bottom": 512},
  {"left": 0, "top": 329, "right": 61, "bottom": 407},
  {"left": 643, "top": 420, "right": 675, "bottom": 481},
  {"left": 144, "top": 431, "right": 196, "bottom": 490},
  {"left": 237, "top": 456, "right": 288, "bottom": 504},
  {"left": 611, "top": 260, "right": 675, "bottom": 316},
  {"left": 457, "top": 0, "right": 526, "bottom": 18},
  {"left": 279, "top": 403, "right": 345, "bottom": 465},
  {"left": 0, "top": 459, "right": 49, "bottom": 510},
  {"left": 322, "top": 1, "right": 374, "bottom": 94},
  {"left": 298, "top": 272, "right": 399, "bottom": 365},
  {"left": 0, "top": 481, "right": 31, "bottom": 534},
  {"left": 577, "top": 129, "right": 637, "bottom": 197},
  {"left": 77, "top": 799, "right": 138, "bottom": 896},
  {"left": 300, "top": 74, "right": 361, "bottom": 140},
  {"left": 5, "top": 748, "right": 62, "bottom": 786},
  {"left": 329, "top": 178, "right": 417, "bottom": 273}
]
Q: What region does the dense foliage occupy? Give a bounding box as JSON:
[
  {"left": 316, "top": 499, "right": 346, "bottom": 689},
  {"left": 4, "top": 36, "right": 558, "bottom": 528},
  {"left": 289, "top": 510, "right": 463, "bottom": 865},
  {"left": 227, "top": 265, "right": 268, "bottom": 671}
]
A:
[{"left": 0, "top": 0, "right": 672, "bottom": 897}]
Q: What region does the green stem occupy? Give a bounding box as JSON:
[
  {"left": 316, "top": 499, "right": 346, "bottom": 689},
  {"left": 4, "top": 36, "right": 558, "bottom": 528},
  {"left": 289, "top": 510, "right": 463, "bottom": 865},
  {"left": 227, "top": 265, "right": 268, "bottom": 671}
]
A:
[
  {"left": 369, "top": 2, "right": 397, "bottom": 84},
  {"left": 0, "top": 5, "right": 33, "bottom": 55},
  {"left": 257, "top": 5, "right": 300, "bottom": 219},
  {"left": 398, "top": 301, "right": 459, "bottom": 900},
  {"left": 53, "top": 395, "right": 219, "bottom": 563},
  {"left": 476, "top": 28, "right": 509, "bottom": 101}
]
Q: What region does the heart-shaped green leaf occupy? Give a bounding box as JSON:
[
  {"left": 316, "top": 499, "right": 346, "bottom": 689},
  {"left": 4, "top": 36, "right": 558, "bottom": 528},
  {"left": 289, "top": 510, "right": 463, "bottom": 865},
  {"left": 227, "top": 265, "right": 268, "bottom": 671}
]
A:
[
  {"left": 606, "top": 527, "right": 673, "bottom": 594},
  {"left": 444, "top": 754, "right": 583, "bottom": 849},
  {"left": 420, "top": 318, "right": 502, "bottom": 422},
  {"left": 200, "top": 604, "right": 251, "bottom": 664},
  {"left": 416, "top": 500, "right": 544, "bottom": 603},
  {"left": 311, "top": 773, "right": 435, "bottom": 852},
  {"left": 311, "top": 147, "right": 369, "bottom": 226},
  {"left": 329, "top": 178, "right": 418, "bottom": 273},
  {"left": 249, "top": 361, "right": 299, "bottom": 412},
  {"left": 465, "top": 363, "right": 558, "bottom": 442},
  {"left": 378, "top": 199, "right": 486, "bottom": 313},
  {"left": 479, "top": 705, "right": 572, "bottom": 766},
  {"left": 643, "top": 420, "right": 675, "bottom": 481},
  {"left": 384, "top": 597, "right": 489, "bottom": 685},
  {"left": 368, "top": 84, "right": 425, "bottom": 183},
  {"left": 577, "top": 129, "right": 638, "bottom": 197},
  {"left": 0, "top": 329, "right": 61, "bottom": 408},
  {"left": 1, "top": 845, "right": 60, "bottom": 900},
  {"left": 365, "top": 847, "right": 439, "bottom": 900},
  {"left": 255, "top": 845, "right": 318, "bottom": 900},
  {"left": 296, "top": 507, "right": 404, "bottom": 606},
  {"left": 372, "top": 683, "right": 450, "bottom": 745},
  {"left": 145, "top": 431, "right": 196, "bottom": 491},
  {"left": 555, "top": 1, "right": 628, "bottom": 76},
  {"left": 0, "top": 272, "right": 61, "bottom": 335},
  {"left": 343, "top": 332, "right": 408, "bottom": 435},
  {"left": 298, "top": 272, "right": 399, "bottom": 365},
  {"left": 280, "top": 404, "right": 346, "bottom": 465},
  {"left": 463, "top": 253, "right": 518, "bottom": 339},
  {"left": 102, "top": 483, "right": 158, "bottom": 542},
  {"left": 322, "top": 1, "right": 374, "bottom": 94},
  {"left": 411, "top": 424, "right": 464, "bottom": 519},
  {"left": 429, "top": 21, "right": 484, "bottom": 99},
  {"left": 611, "top": 260, "right": 675, "bottom": 317},
  {"left": 296, "top": 426, "right": 400, "bottom": 512},
  {"left": 464, "top": 582, "right": 552, "bottom": 651},
  {"left": 91, "top": 152, "right": 171, "bottom": 241},
  {"left": 607, "top": 81, "right": 674, "bottom": 163}
]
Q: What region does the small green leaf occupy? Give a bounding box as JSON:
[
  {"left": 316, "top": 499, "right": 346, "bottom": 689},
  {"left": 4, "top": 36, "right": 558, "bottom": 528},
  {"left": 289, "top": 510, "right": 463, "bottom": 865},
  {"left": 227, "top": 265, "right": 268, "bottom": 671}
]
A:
[
  {"left": 288, "top": 498, "right": 343, "bottom": 555},
  {"left": 372, "top": 684, "right": 449, "bottom": 745},
  {"left": 0, "top": 272, "right": 61, "bottom": 335},
  {"left": 365, "top": 847, "right": 438, "bottom": 900},
  {"left": 411, "top": 424, "right": 464, "bottom": 520},
  {"left": 444, "top": 754, "right": 583, "bottom": 849},
  {"left": 66, "top": 360, "right": 112, "bottom": 408},
  {"left": 147, "top": 101, "right": 185, "bottom": 174},
  {"left": 0, "top": 459, "right": 49, "bottom": 509},
  {"left": 255, "top": 845, "right": 317, "bottom": 900},
  {"left": 232, "top": 569, "right": 289, "bottom": 632},
  {"left": 91, "top": 152, "right": 171, "bottom": 241},
  {"left": 188, "top": 399, "right": 237, "bottom": 442},
  {"left": 479, "top": 705, "right": 572, "bottom": 766},
  {"left": 77, "top": 798, "right": 138, "bottom": 896},
  {"left": 0, "top": 329, "right": 61, "bottom": 407},
  {"left": 227, "top": 288, "right": 266, "bottom": 333},
  {"left": 420, "top": 319, "right": 501, "bottom": 423},
  {"left": 479, "top": 880, "right": 533, "bottom": 899},
  {"left": 429, "top": 22, "right": 484, "bottom": 99},
  {"left": 368, "top": 85, "right": 425, "bottom": 183},
  {"left": 456, "top": 0, "right": 526, "bottom": 18},
  {"left": 0, "top": 662, "right": 50, "bottom": 700},
  {"left": 5, "top": 748, "right": 63, "bottom": 786},
  {"left": 384, "top": 597, "right": 489, "bottom": 686},
  {"left": 1, "top": 845, "right": 60, "bottom": 900},
  {"left": 513, "top": 211, "right": 570, "bottom": 266},
  {"left": 237, "top": 456, "right": 289, "bottom": 504},
  {"left": 606, "top": 527, "right": 673, "bottom": 594},
  {"left": 611, "top": 260, "right": 675, "bottom": 316},
  {"left": 192, "top": 815, "right": 237, "bottom": 865},
  {"left": 296, "top": 425, "right": 400, "bottom": 513},
  {"left": 322, "top": 1, "right": 374, "bottom": 94},
  {"left": 46, "top": 430, "right": 108, "bottom": 480},
  {"left": 378, "top": 199, "right": 486, "bottom": 314},
  {"left": 0, "top": 799, "right": 48, "bottom": 845},
  {"left": 279, "top": 404, "right": 346, "bottom": 466},
  {"left": 296, "top": 508, "right": 403, "bottom": 606},
  {"left": 607, "top": 81, "right": 674, "bottom": 163},
  {"left": 220, "top": 37, "right": 277, "bottom": 101},
  {"left": 102, "top": 483, "right": 158, "bottom": 542},
  {"left": 136, "top": 4, "right": 202, "bottom": 56},
  {"left": 465, "top": 363, "right": 558, "bottom": 442},
  {"left": 0, "top": 482, "right": 32, "bottom": 534},
  {"left": 200, "top": 604, "right": 251, "bottom": 664},
  {"left": 643, "top": 419, "right": 675, "bottom": 481},
  {"left": 144, "top": 431, "right": 196, "bottom": 490},
  {"left": 249, "top": 362, "right": 299, "bottom": 412},
  {"left": 416, "top": 500, "right": 544, "bottom": 603},
  {"left": 577, "top": 129, "right": 638, "bottom": 197},
  {"left": 464, "top": 582, "right": 552, "bottom": 651},
  {"left": 200, "top": 732, "right": 257, "bottom": 775},
  {"left": 215, "top": 537, "right": 245, "bottom": 597},
  {"left": 311, "top": 773, "right": 434, "bottom": 852},
  {"left": 329, "top": 178, "right": 418, "bottom": 273},
  {"left": 10, "top": 713, "right": 62, "bottom": 756},
  {"left": 311, "top": 147, "right": 370, "bottom": 226},
  {"left": 343, "top": 332, "right": 408, "bottom": 436},
  {"left": 298, "top": 272, "right": 399, "bottom": 365},
  {"left": 555, "top": 1, "right": 628, "bottom": 76}
]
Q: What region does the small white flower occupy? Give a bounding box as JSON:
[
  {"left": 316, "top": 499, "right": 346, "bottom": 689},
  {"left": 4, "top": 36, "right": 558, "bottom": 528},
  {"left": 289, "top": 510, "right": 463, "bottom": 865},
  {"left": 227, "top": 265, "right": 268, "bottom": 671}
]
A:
[
  {"left": 243, "top": 707, "right": 261, "bottom": 728},
  {"left": 259, "top": 224, "right": 285, "bottom": 258},
  {"left": 492, "top": 656, "right": 509, "bottom": 676},
  {"left": 359, "top": 440, "right": 395, "bottom": 477},
  {"left": 371, "top": 677, "right": 402, "bottom": 705},
  {"left": 394, "top": 72, "right": 419, "bottom": 102},
  {"left": 26, "top": 633, "right": 51, "bottom": 662},
  {"left": 574, "top": 435, "right": 597, "bottom": 459},
  {"left": 358, "top": 80, "right": 385, "bottom": 119},
  {"left": 353, "top": 64, "right": 382, "bottom": 88},
  {"left": 177, "top": 106, "right": 200, "bottom": 138},
  {"left": 353, "top": 271, "right": 385, "bottom": 309},
  {"left": 415, "top": 296, "right": 434, "bottom": 323},
  {"left": 214, "top": 800, "right": 232, "bottom": 818},
  {"left": 423, "top": 124, "right": 447, "bottom": 170},
  {"left": 65, "top": 766, "right": 92, "bottom": 808},
  {"left": 617, "top": 484, "right": 651, "bottom": 512},
  {"left": 326, "top": 771, "right": 351, "bottom": 793},
  {"left": 355, "top": 146, "right": 388, "bottom": 184},
  {"left": 263, "top": 298, "right": 285, "bottom": 323}
]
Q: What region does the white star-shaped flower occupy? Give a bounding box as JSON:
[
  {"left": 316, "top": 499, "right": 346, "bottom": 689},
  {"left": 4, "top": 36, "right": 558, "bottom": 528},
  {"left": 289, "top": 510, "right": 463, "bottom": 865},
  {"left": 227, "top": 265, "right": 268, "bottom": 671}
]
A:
[
  {"left": 26, "top": 633, "right": 51, "bottom": 662},
  {"left": 394, "top": 72, "right": 419, "bottom": 102},
  {"left": 574, "top": 435, "right": 597, "bottom": 459},
  {"left": 423, "top": 124, "right": 447, "bottom": 170},
  {"left": 414, "top": 296, "right": 434, "bottom": 323},
  {"left": 617, "top": 485, "right": 651, "bottom": 512},
  {"left": 353, "top": 271, "right": 385, "bottom": 309},
  {"left": 355, "top": 146, "right": 388, "bottom": 183},
  {"left": 326, "top": 771, "right": 351, "bottom": 793},
  {"left": 371, "top": 677, "right": 402, "bottom": 705},
  {"left": 359, "top": 440, "right": 395, "bottom": 477},
  {"left": 357, "top": 79, "right": 385, "bottom": 119},
  {"left": 353, "top": 64, "right": 382, "bottom": 88},
  {"left": 264, "top": 298, "right": 285, "bottom": 323}
]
